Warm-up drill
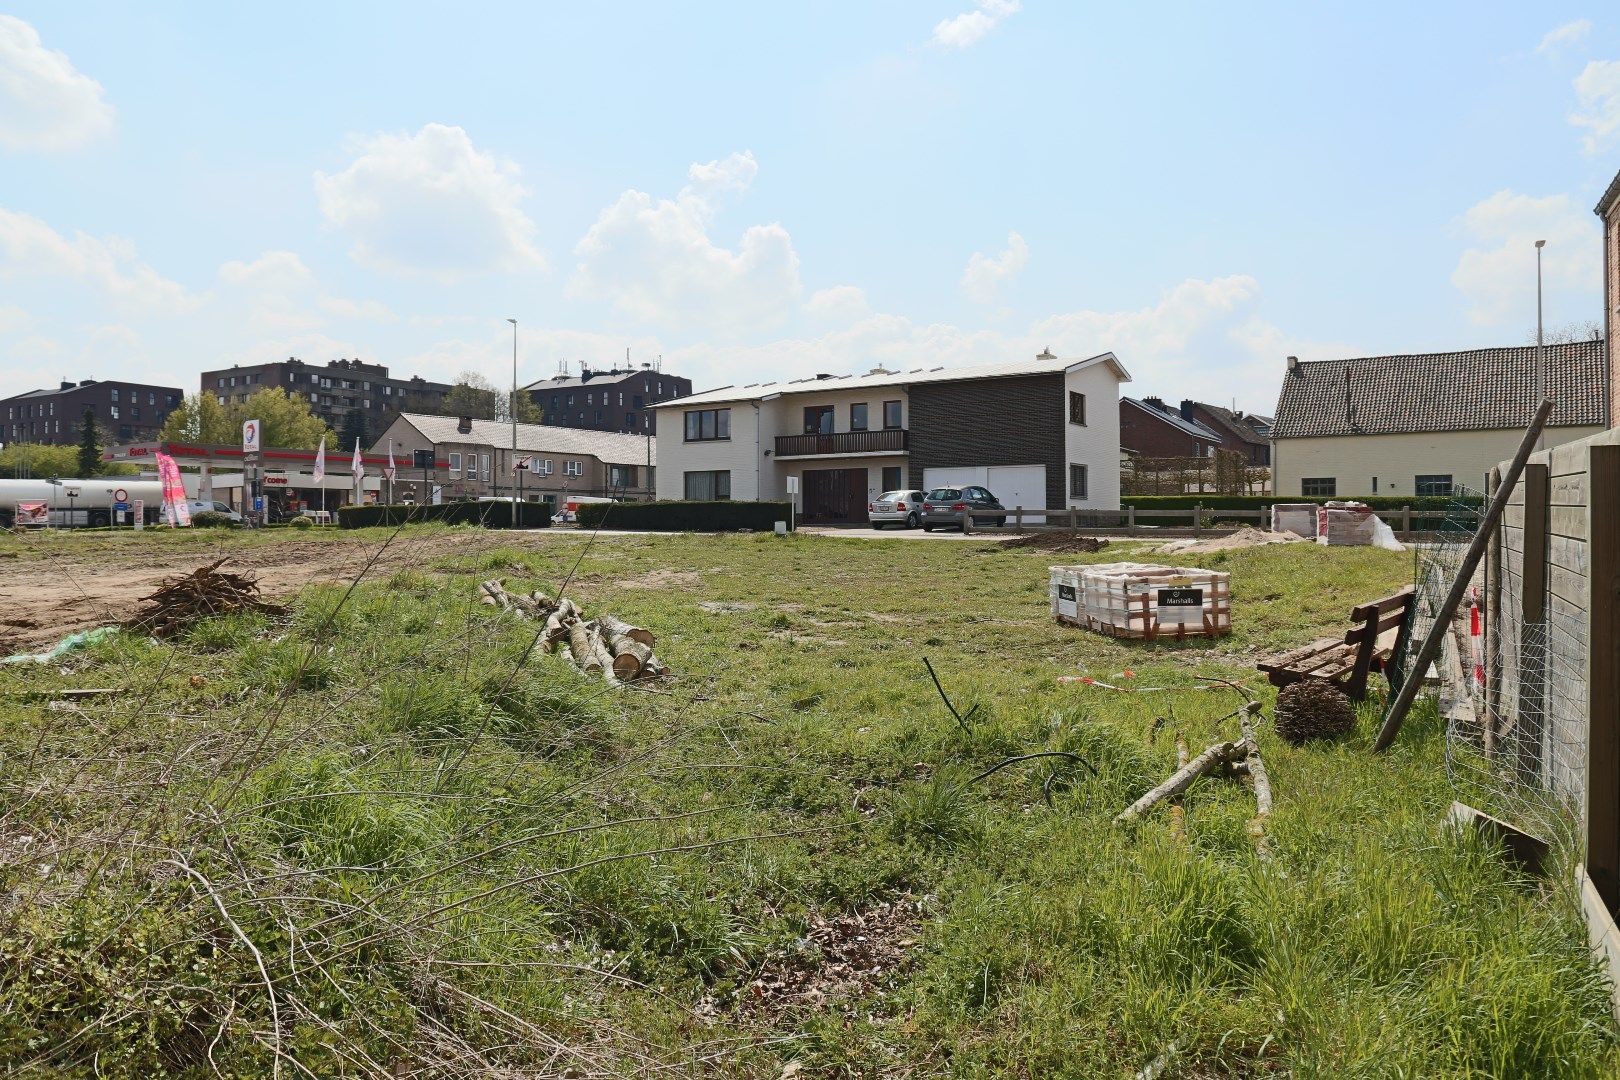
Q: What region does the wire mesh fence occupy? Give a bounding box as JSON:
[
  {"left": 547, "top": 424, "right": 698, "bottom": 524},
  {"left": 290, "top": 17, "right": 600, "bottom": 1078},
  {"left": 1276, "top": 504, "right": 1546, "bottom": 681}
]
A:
[{"left": 1392, "top": 485, "right": 1586, "bottom": 841}]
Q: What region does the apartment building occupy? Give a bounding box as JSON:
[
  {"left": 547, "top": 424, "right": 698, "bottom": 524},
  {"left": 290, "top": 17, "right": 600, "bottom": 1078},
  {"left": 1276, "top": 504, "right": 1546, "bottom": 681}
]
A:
[
  {"left": 2, "top": 379, "right": 183, "bottom": 446},
  {"left": 526, "top": 363, "right": 693, "bottom": 435},
  {"left": 651, "top": 351, "right": 1130, "bottom": 521},
  {"left": 199, "top": 357, "right": 453, "bottom": 442}
]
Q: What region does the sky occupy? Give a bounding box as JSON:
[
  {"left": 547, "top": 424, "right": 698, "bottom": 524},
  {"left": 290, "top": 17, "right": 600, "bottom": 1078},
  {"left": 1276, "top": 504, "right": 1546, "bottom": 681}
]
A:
[{"left": 1, "top": 2, "right": 1617, "bottom": 415}]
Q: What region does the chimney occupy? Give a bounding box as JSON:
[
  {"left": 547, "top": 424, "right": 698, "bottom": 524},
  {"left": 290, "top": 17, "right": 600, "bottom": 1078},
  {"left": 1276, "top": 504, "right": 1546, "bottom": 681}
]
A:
[
  {"left": 1179, "top": 399, "right": 1195, "bottom": 422},
  {"left": 1036, "top": 347, "right": 1056, "bottom": 360},
  {"left": 60, "top": 380, "right": 74, "bottom": 391},
  {"left": 1143, "top": 395, "right": 1166, "bottom": 412},
  {"left": 1286, "top": 355, "right": 1299, "bottom": 372},
  {"left": 457, "top": 416, "right": 473, "bottom": 434}
]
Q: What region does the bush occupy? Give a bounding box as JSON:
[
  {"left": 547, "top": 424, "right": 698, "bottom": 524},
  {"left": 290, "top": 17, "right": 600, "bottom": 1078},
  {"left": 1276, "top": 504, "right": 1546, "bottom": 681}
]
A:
[
  {"left": 190, "top": 510, "right": 237, "bottom": 528},
  {"left": 573, "top": 499, "right": 793, "bottom": 532},
  {"left": 289, "top": 515, "right": 314, "bottom": 529},
  {"left": 337, "top": 501, "right": 552, "bottom": 530}
]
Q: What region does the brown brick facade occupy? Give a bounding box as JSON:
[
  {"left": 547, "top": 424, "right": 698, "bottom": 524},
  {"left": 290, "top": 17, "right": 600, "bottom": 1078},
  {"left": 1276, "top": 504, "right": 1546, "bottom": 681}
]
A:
[
  {"left": 1120, "top": 398, "right": 1221, "bottom": 458},
  {"left": 907, "top": 373, "right": 1067, "bottom": 507}
]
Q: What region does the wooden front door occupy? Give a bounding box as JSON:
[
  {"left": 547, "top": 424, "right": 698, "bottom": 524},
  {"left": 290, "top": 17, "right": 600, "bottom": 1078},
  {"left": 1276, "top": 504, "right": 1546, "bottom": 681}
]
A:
[{"left": 803, "top": 468, "right": 867, "bottom": 522}]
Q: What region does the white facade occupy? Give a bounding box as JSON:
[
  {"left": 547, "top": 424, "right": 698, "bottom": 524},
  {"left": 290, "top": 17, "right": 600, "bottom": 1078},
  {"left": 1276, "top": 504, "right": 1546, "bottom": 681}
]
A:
[
  {"left": 1273, "top": 426, "right": 1606, "bottom": 498},
  {"left": 654, "top": 353, "right": 1129, "bottom": 514}
]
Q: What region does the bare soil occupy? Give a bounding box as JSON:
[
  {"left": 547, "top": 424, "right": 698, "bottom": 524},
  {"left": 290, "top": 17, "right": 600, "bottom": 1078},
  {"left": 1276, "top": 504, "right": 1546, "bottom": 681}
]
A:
[{"left": 0, "top": 530, "right": 526, "bottom": 653}]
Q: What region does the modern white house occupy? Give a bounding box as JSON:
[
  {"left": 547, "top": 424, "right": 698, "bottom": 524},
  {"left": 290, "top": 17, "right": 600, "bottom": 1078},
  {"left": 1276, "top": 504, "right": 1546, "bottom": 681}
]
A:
[{"left": 651, "top": 351, "right": 1130, "bottom": 521}]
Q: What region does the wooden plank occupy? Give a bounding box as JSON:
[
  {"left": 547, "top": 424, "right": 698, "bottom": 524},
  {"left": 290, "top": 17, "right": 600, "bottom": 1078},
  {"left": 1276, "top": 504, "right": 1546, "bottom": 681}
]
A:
[
  {"left": 1522, "top": 464, "right": 1548, "bottom": 625},
  {"left": 1551, "top": 440, "right": 1588, "bottom": 477},
  {"left": 1503, "top": 503, "right": 1526, "bottom": 530},
  {"left": 1349, "top": 586, "right": 1416, "bottom": 621},
  {"left": 1552, "top": 472, "right": 1587, "bottom": 506},
  {"left": 1589, "top": 445, "right": 1620, "bottom": 911},
  {"left": 1552, "top": 534, "right": 1590, "bottom": 576},
  {"left": 1579, "top": 864, "right": 1620, "bottom": 1024},
  {"left": 1447, "top": 802, "right": 1549, "bottom": 876}
]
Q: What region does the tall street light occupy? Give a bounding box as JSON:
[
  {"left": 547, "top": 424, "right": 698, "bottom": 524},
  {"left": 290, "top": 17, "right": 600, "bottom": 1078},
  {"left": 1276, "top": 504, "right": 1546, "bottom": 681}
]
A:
[
  {"left": 508, "top": 317, "right": 520, "bottom": 526},
  {"left": 1535, "top": 239, "right": 1546, "bottom": 450}
]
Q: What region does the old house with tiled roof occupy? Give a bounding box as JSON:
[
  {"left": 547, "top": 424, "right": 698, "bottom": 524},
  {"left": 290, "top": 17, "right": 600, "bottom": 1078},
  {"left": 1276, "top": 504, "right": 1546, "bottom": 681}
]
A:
[{"left": 1271, "top": 341, "right": 1608, "bottom": 498}]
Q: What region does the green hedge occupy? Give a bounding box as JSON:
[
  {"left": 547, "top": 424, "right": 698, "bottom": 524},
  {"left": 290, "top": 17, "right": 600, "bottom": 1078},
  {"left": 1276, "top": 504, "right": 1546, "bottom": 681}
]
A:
[
  {"left": 337, "top": 501, "right": 552, "bottom": 530},
  {"left": 1121, "top": 494, "right": 1470, "bottom": 511},
  {"left": 573, "top": 500, "right": 793, "bottom": 532}
]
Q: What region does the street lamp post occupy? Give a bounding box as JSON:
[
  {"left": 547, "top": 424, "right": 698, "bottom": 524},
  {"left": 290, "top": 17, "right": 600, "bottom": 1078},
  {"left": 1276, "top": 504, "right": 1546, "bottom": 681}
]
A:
[
  {"left": 1535, "top": 239, "right": 1546, "bottom": 450},
  {"left": 508, "top": 317, "right": 520, "bottom": 527}
]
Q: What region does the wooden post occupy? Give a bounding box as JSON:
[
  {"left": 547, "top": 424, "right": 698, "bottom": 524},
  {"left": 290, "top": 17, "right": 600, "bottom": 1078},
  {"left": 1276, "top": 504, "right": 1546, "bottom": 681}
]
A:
[
  {"left": 1515, "top": 463, "right": 1549, "bottom": 783},
  {"left": 1128, "top": 505, "right": 1136, "bottom": 529},
  {"left": 1373, "top": 400, "right": 1554, "bottom": 753},
  {"left": 1401, "top": 505, "right": 1411, "bottom": 535},
  {"left": 1483, "top": 467, "right": 1502, "bottom": 751},
  {"left": 1587, "top": 445, "right": 1620, "bottom": 911},
  {"left": 1193, "top": 503, "right": 1203, "bottom": 536},
  {"left": 1014, "top": 505, "right": 1023, "bottom": 530}
]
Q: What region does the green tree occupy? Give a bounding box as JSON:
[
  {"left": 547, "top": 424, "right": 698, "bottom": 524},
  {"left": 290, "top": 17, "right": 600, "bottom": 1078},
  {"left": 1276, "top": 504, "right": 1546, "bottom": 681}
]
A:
[
  {"left": 0, "top": 442, "right": 78, "bottom": 479},
  {"left": 77, "top": 409, "right": 103, "bottom": 476},
  {"left": 159, "top": 388, "right": 334, "bottom": 450},
  {"left": 504, "top": 389, "right": 543, "bottom": 425},
  {"left": 340, "top": 409, "right": 370, "bottom": 449},
  {"left": 442, "top": 373, "right": 500, "bottom": 420}
]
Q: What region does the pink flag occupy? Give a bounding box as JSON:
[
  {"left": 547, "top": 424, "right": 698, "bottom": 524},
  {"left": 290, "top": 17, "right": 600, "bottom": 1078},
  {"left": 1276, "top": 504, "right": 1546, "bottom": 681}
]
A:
[
  {"left": 156, "top": 451, "right": 191, "bottom": 527},
  {"left": 312, "top": 437, "right": 326, "bottom": 484}
]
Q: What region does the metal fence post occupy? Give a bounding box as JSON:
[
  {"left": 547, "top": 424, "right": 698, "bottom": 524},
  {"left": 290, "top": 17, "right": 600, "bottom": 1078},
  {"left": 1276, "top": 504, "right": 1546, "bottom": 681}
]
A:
[{"left": 1193, "top": 503, "right": 1203, "bottom": 536}]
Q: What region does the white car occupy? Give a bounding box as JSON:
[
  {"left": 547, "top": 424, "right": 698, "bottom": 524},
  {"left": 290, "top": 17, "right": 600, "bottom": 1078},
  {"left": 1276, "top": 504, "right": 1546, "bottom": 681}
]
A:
[
  {"left": 868, "top": 489, "right": 927, "bottom": 529},
  {"left": 187, "top": 500, "right": 243, "bottom": 523}
]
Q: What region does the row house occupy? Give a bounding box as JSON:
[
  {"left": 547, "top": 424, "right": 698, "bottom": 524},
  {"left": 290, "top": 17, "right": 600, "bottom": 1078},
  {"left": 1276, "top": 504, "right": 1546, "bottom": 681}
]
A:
[{"left": 651, "top": 351, "right": 1130, "bottom": 521}]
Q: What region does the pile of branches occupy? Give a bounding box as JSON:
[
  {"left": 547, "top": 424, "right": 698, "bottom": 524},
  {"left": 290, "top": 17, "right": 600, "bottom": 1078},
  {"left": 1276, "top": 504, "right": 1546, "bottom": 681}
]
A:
[
  {"left": 122, "top": 558, "right": 288, "bottom": 638},
  {"left": 481, "top": 580, "right": 669, "bottom": 685}
]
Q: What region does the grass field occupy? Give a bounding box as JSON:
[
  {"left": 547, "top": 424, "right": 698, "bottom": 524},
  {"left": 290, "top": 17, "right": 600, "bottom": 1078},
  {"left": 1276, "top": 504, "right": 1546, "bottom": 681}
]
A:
[{"left": 1, "top": 525, "right": 1615, "bottom": 1077}]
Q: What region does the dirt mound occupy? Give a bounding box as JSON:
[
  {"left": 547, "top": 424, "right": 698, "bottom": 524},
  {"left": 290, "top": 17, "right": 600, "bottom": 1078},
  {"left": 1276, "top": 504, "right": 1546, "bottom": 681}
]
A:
[
  {"left": 1001, "top": 533, "right": 1110, "bottom": 555},
  {"left": 1158, "top": 526, "right": 1305, "bottom": 555}
]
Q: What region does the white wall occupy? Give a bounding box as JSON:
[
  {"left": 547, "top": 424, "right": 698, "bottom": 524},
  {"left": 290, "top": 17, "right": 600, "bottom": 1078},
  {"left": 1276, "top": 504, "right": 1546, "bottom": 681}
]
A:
[
  {"left": 1273, "top": 425, "right": 1606, "bottom": 497},
  {"left": 1064, "top": 362, "right": 1124, "bottom": 509},
  {"left": 654, "top": 401, "right": 764, "bottom": 500}
]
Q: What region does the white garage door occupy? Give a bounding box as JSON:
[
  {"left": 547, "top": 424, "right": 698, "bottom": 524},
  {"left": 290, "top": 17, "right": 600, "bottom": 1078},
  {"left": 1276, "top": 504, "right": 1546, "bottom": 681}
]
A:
[{"left": 923, "top": 465, "right": 1047, "bottom": 511}]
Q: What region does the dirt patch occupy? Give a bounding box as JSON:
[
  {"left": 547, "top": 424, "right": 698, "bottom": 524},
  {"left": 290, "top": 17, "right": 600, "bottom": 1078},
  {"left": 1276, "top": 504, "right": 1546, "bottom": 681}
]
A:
[
  {"left": 1001, "top": 533, "right": 1110, "bottom": 555},
  {"left": 1157, "top": 526, "right": 1305, "bottom": 556},
  {"left": 725, "top": 897, "right": 926, "bottom": 1020},
  {"left": 613, "top": 568, "right": 701, "bottom": 590},
  {"left": 698, "top": 600, "right": 754, "bottom": 614}
]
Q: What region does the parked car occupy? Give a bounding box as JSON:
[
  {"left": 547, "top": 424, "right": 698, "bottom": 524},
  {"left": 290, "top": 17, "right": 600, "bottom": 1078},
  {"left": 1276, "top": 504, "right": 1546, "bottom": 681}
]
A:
[
  {"left": 186, "top": 500, "right": 243, "bottom": 523},
  {"left": 921, "top": 486, "right": 1005, "bottom": 531},
  {"left": 868, "top": 489, "right": 927, "bottom": 529}
]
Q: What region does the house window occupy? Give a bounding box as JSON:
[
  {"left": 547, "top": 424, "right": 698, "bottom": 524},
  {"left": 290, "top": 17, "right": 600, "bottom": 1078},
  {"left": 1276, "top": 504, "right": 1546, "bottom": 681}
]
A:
[
  {"left": 448, "top": 452, "right": 462, "bottom": 473},
  {"left": 216, "top": 377, "right": 225, "bottom": 388},
  {"left": 587, "top": 393, "right": 593, "bottom": 405},
  {"left": 618, "top": 393, "right": 624, "bottom": 406},
  {"left": 111, "top": 388, "right": 120, "bottom": 401},
  {"left": 596, "top": 409, "right": 604, "bottom": 423},
  {"left": 633, "top": 394, "right": 643, "bottom": 408},
  {"left": 684, "top": 408, "right": 731, "bottom": 441},
  {"left": 684, "top": 470, "right": 731, "bottom": 500},
  {"left": 804, "top": 405, "right": 834, "bottom": 435},
  {"left": 1302, "top": 477, "right": 1336, "bottom": 497},
  {"left": 110, "top": 406, "right": 120, "bottom": 420},
  {"left": 1069, "top": 391, "right": 1087, "bottom": 425},
  {"left": 540, "top": 459, "right": 554, "bottom": 475},
  {"left": 850, "top": 403, "right": 869, "bottom": 431},
  {"left": 1070, "top": 463, "right": 1089, "bottom": 499},
  {"left": 883, "top": 400, "right": 903, "bottom": 429},
  {"left": 481, "top": 454, "right": 491, "bottom": 482},
  {"left": 626, "top": 412, "right": 635, "bottom": 429},
  {"left": 882, "top": 466, "right": 903, "bottom": 491},
  {"left": 551, "top": 395, "right": 559, "bottom": 409},
  {"left": 610, "top": 465, "right": 637, "bottom": 487},
  {"left": 565, "top": 459, "right": 583, "bottom": 477},
  {"left": 1415, "top": 474, "right": 1454, "bottom": 497}
]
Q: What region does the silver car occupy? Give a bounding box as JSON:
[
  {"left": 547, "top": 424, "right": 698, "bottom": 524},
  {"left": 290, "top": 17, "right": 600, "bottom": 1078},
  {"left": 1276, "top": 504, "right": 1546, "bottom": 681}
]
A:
[{"left": 868, "top": 489, "right": 927, "bottom": 529}]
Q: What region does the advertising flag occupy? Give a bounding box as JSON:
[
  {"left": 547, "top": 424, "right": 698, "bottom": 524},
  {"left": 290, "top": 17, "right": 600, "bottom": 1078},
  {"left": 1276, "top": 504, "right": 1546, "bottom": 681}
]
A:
[
  {"left": 312, "top": 437, "right": 326, "bottom": 484},
  {"left": 156, "top": 451, "right": 191, "bottom": 527},
  {"left": 242, "top": 419, "right": 261, "bottom": 453},
  {"left": 351, "top": 440, "right": 363, "bottom": 500},
  {"left": 385, "top": 443, "right": 396, "bottom": 483}
]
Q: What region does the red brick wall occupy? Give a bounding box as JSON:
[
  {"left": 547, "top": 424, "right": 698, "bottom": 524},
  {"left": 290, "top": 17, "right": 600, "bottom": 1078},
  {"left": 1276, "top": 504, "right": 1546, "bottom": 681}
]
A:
[{"left": 1119, "top": 401, "right": 1219, "bottom": 458}]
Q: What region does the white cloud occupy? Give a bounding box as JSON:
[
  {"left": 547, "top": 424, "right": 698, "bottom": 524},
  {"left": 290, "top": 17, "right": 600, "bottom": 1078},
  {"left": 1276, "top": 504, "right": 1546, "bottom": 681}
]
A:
[
  {"left": 664, "top": 275, "right": 1324, "bottom": 413},
  {"left": 0, "top": 208, "right": 197, "bottom": 313},
  {"left": 219, "top": 250, "right": 313, "bottom": 292},
  {"left": 0, "top": 303, "right": 30, "bottom": 336},
  {"left": 1571, "top": 60, "right": 1620, "bottom": 153},
  {"left": 569, "top": 150, "right": 802, "bottom": 336},
  {"left": 930, "top": 0, "right": 1021, "bottom": 49},
  {"left": 0, "top": 16, "right": 114, "bottom": 152},
  {"left": 319, "top": 296, "right": 397, "bottom": 322},
  {"left": 314, "top": 123, "right": 542, "bottom": 279},
  {"left": 1538, "top": 19, "right": 1592, "bottom": 56},
  {"left": 806, "top": 285, "right": 870, "bottom": 322},
  {"left": 961, "top": 231, "right": 1029, "bottom": 303},
  {"left": 1451, "top": 190, "right": 1601, "bottom": 324}
]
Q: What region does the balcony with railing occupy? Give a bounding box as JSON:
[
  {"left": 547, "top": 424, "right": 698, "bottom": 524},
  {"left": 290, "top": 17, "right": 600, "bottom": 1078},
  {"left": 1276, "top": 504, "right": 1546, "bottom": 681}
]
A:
[{"left": 773, "top": 428, "right": 909, "bottom": 458}]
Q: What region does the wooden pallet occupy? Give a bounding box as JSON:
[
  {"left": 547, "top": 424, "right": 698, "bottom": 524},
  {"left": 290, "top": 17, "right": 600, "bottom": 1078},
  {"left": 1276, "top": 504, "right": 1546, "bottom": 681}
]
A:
[{"left": 1257, "top": 586, "right": 1415, "bottom": 700}]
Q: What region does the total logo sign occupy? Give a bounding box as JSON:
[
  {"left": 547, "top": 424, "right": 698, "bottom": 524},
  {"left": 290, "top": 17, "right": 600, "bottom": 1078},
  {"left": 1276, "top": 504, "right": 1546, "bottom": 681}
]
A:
[{"left": 242, "top": 419, "right": 261, "bottom": 453}]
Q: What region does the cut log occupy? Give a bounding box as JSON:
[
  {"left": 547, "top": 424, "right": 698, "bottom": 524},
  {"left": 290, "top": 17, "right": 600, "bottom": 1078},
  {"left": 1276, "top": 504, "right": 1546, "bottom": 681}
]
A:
[
  {"left": 610, "top": 639, "right": 654, "bottom": 680},
  {"left": 528, "top": 590, "right": 556, "bottom": 612},
  {"left": 1239, "top": 705, "right": 1274, "bottom": 860},
  {"left": 1115, "top": 740, "right": 1244, "bottom": 825},
  {"left": 567, "top": 623, "right": 604, "bottom": 673},
  {"left": 599, "top": 614, "right": 654, "bottom": 648},
  {"left": 480, "top": 579, "right": 512, "bottom": 610}
]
